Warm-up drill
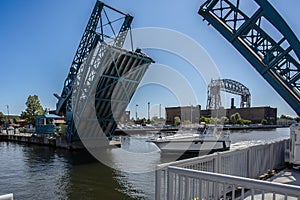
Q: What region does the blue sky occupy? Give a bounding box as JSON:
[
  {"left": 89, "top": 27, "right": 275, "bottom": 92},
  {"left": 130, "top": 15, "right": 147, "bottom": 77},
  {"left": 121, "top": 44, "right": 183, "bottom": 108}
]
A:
[{"left": 0, "top": 0, "right": 299, "bottom": 119}]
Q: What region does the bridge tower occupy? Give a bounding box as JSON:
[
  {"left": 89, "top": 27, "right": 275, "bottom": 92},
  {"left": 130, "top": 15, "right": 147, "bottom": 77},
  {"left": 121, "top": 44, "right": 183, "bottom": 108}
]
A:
[
  {"left": 199, "top": 0, "right": 300, "bottom": 115},
  {"left": 207, "top": 79, "right": 251, "bottom": 109}
]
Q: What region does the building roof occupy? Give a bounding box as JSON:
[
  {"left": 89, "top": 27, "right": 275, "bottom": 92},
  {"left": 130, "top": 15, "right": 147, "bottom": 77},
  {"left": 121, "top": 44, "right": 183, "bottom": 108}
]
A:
[{"left": 37, "top": 114, "right": 62, "bottom": 119}]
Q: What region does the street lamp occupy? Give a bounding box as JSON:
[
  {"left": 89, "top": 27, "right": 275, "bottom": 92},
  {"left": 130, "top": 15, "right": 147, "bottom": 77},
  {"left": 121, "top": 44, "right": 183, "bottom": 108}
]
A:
[
  {"left": 159, "top": 104, "right": 161, "bottom": 119},
  {"left": 6, "top": 105, "right": 9, "bottom": 134},
  {"left": 148, "top": 102, "right": 150, "bottom": 121},
  {"left": 190, "top": 105, "right": 193, "bottom": 123},
  {"left": 135, "top": 104, "right": 138, "bottom": 120}
]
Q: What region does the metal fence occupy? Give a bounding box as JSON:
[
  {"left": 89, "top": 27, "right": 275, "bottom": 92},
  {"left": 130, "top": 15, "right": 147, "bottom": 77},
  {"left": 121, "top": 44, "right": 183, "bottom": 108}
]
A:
[
  {"left": 167, "top": 166, "right": 300, "bottom": 200},
  {"left": 155, "top": 139, "right": 289, "bottom": 200}
]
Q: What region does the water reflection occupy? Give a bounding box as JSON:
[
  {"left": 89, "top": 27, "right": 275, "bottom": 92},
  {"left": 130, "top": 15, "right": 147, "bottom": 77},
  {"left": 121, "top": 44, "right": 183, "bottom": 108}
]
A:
[
  {"left": 230, "top": 128, "right": 289, "bottom": 149},
  {"left": 0, "top": 128, "right": 290, "bottom": 200},
  {"left": 111, "top": 128, "right": 290, "bottom": 199},
  {"left": 0, "top": 142, "right": 134, "bottom": 200}
]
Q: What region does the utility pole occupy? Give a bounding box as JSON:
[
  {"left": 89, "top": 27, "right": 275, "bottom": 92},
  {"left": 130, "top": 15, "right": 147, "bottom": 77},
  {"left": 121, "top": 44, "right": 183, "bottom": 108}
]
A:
[
  {"left": 6, "top": 105, "right": 9, "bottom": 134},
  {"left": 135, "top": 104, "right": 138, "bottom": 120},
  {"left": 159, "top": 104, "right": 161, "bottom": 119},
  {"left": 190, "top": 105, "right": 193, "bottom": 123},
  {"left": 148, "top": 102, "right": 150, "bottom": 121}
]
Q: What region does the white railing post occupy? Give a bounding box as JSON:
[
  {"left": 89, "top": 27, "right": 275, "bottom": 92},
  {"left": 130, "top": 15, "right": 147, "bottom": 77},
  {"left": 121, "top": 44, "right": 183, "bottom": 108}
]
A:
[
  {"left": 155, "top": 169, "right": 162, "bottom": 200},
  {"left": 284, "top": 139, "right": 290, "bottom": 163},
  {"left": 184, "top": 175, "right": 189, "bottom": 200},
  {"left": 167, "top": 168, "right": 174, "bottom": 200},
  {"left": 214, "top": 152, "right": 221, "bottom": 198},
  {"left": 214, "top": 153, "right": 219, "bottom": 173},
  {"left": 248, "top": 146, "right": 253, "bottom": 178},
  {"left": 270, "top": 142, "right": 274, "bottom": 169}
]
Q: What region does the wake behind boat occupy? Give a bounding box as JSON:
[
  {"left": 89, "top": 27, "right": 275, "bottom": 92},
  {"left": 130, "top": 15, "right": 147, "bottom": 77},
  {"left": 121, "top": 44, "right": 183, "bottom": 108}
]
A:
[{"left": 147, "top": 123, "right": 231, "bottom": 155}]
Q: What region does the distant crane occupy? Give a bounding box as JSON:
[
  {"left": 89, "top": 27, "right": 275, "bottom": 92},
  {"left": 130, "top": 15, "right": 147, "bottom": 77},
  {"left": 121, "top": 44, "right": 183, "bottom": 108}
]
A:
[{"left": 199, "top": 0, "right": 300, "bottom": 115}]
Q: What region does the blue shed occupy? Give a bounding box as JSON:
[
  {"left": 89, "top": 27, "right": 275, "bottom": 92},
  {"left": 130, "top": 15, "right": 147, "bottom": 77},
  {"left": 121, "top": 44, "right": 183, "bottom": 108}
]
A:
[{"left": 35, "top": 114, "right": 62, "bottom": 135}]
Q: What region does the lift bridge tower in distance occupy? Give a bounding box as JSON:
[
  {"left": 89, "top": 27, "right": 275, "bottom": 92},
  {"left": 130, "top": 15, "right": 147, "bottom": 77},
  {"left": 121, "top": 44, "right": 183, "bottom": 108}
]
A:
[
  {"left": 54, "top": 1, "right": 153, "bottom": 142},
  {"left": 206, "top": 79, "right": 251, "bottom": 109},
  {"left": 199, "top": 0, "right": 300, "bottom": 115}
]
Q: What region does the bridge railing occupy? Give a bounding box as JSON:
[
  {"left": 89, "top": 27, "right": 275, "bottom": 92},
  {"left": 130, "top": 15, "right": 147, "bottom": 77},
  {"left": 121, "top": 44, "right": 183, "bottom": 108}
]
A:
[
  {"left": 155, "top": 139, "right": 288, "bottom": 200},
  {"left": 167, "top": 166, "right": 300, "bottom": 200}
]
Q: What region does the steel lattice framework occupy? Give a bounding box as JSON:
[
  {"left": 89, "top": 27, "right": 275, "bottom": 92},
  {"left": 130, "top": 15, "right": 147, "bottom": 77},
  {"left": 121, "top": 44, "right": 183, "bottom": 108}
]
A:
[
  {"left": 199, "top": 0, "right": 300, "bottom": 115},
  {"left": 55, "top": 1, "right": 153, "bottom": 141},
  {"left": 207, "top": 79, "right": 251, "bottom": 109}
]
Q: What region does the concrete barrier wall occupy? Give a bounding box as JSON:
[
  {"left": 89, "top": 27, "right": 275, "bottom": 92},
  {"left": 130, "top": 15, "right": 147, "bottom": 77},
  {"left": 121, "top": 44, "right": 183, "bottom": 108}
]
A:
[{"left": 0, "top": 134, "right": 83, "bottom": 149}]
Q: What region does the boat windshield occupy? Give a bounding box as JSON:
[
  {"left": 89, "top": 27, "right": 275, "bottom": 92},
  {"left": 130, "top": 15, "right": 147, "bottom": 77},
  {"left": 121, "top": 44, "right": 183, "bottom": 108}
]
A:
[{"left": 197, "top": 125, "right": 225, "bottom": 136}]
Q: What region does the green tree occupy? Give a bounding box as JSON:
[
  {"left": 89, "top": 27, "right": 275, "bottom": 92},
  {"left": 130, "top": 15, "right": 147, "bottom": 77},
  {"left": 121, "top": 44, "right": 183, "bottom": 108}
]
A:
[
  {"left": 280, "top": 115, "right": 293, "bottom": 120},
  {"left": 243, "top": 119, "right": 252, "bottom": 125},
  {"left": 200, "top": 116, "right": 207, "bottom": 123},
  {"left": 21, "top": 95, "right": 45, "bottom": 126},
  {"left": 220, "top": 116, "right": 229, "bottom": 124},
  {"left": 174, "top": 116, "right": 181, "bottom": 126},
  {"left": 200, "top": 116, "right": 213, "bottom": 124},
  {"left": 0, "top": 112, "right": 5, "bottom": 125},
  {"left": 59, "top": 124, "right": 66, "bottom": 136},
  {"left": 261, "top": 119, "right": 268, "bottom": 125},
  {"left": 237, "top": 119, "right": 244, "bottom": 125},
  {"left": 183, "top": 120, "right": 192, "bottom": 125},
  {"left": 230, "top": 113, "right": 241, "bottom": 124}
]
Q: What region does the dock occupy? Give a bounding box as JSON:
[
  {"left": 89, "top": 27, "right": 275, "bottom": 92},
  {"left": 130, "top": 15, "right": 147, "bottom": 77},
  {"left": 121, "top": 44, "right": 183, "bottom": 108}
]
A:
[
  {"left": 0, "top": 133, "right": 84, "bottom": 150},
  {"left": 237, "top": 168, "right": 300, "bottom": 199},
  {"left": 269, "top": 168, "right": 300, "bottom": 186}
]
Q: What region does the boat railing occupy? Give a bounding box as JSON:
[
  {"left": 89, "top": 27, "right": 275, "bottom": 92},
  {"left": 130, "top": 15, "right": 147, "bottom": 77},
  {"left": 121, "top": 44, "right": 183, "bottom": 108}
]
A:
[
  {"left": 197, "top": 125, "right": 229, "bottom": 138},
  {"left": 155, "top": 139, "right": 288, "bottom": 200}
]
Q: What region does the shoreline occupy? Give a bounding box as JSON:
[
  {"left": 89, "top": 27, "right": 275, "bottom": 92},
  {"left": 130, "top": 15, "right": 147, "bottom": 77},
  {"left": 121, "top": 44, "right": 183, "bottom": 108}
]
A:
[
  {"left": 115, "top": 124, "right": 287, "bottom": 135},
  {"left": 0, "top": 125, "right": 287, "bottom": 149},
  {"left": 0, "top": 133, "right": 85, "bottom": 150}
]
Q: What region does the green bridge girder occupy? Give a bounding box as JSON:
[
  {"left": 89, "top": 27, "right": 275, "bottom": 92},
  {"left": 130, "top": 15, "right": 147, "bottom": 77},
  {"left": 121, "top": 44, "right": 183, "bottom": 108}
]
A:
[{"left": 199, "top": 0, "right": 300, "bottom": 115}]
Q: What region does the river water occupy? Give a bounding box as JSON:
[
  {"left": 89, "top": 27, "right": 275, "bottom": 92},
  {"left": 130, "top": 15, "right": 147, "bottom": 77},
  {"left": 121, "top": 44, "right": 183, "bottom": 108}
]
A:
[{"left": 0, "top": 128, "right": 290, "bottom": 199}]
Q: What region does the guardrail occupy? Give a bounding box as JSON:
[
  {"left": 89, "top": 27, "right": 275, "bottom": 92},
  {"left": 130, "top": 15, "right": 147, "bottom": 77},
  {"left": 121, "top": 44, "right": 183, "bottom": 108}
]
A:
[
  {"left": 167, "top": 166, "right": 300, "bottom": 200},
  {"left": 155, "top": 139, "right": 288, "bottom": 200}
]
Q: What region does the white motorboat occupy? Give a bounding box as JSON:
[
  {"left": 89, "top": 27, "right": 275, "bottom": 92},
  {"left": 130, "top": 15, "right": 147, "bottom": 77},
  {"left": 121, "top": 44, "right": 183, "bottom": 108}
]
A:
[{"left": 147, "top": 124, "right": 231, "bottom": 154}]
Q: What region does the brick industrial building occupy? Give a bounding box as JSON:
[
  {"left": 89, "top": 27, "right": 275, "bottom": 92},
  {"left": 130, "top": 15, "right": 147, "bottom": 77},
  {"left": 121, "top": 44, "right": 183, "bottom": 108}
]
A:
[
  {"left": 200, "top": 106, "right": 277, "bottom": 124},
  {"left": 165, "top": 105, "right": 201, "bottom": 125},
  {"left": 166, "top": 106, "right": 277, "bottom": 125}
]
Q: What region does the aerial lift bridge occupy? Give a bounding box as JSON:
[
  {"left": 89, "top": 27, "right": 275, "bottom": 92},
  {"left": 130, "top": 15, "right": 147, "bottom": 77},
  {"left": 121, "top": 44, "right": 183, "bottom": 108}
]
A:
[{"left": 207, "top": 78, "right": 251, "bottom": 109}]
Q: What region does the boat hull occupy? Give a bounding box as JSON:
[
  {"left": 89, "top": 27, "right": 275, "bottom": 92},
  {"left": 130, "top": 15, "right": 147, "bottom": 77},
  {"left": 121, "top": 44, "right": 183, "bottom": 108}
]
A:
[{"left": 151, "top": 138, "right": 231, "bottom": 154}]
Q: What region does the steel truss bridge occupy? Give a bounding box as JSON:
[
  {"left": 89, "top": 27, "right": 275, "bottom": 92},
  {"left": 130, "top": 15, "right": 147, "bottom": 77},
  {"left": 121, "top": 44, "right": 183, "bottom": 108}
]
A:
[
  {"left": 55, "top": 0, "right": 300, "bottom": 142},
  {"left": 199, "top": 0, "right": 300, "bottom": 115},
  {"left": 55, "top": 1, "right": 153, "bottom": 141},
  {"left": 207, "top": 79, "right": 251, "bottom": 109}
]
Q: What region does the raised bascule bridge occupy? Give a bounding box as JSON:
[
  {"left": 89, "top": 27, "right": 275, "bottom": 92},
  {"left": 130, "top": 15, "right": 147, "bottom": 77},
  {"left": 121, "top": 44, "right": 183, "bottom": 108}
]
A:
[
  {"left": 55, "top": 0, "right": 300, "bottom": 146},
  {"left": 54, "top": 1, "right": 153, "bottom": 142}
]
